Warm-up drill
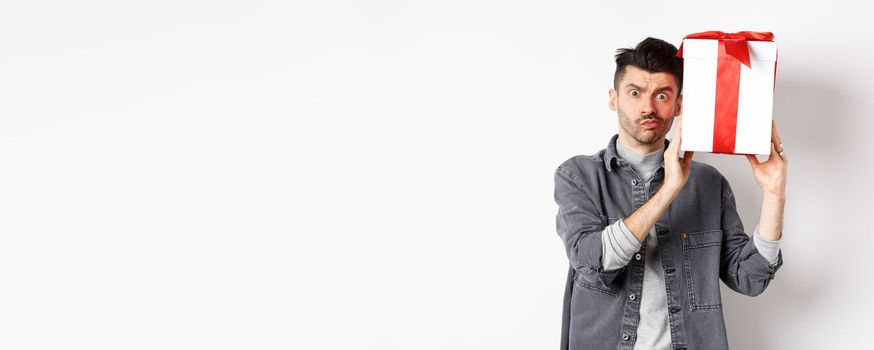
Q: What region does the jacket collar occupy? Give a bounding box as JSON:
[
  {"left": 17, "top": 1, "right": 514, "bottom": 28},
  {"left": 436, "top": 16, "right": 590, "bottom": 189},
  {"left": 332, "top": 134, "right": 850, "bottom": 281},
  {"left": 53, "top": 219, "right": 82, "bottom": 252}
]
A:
[{"left": 603, "top": 134, "right": 671, "bottom": 172}]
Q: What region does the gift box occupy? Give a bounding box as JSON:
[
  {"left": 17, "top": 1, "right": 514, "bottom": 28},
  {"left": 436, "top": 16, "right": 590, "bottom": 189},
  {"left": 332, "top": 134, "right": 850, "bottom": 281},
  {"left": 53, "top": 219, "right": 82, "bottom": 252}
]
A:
[{"left": 677, "top": 31, "right": 778, "bottom": 155}]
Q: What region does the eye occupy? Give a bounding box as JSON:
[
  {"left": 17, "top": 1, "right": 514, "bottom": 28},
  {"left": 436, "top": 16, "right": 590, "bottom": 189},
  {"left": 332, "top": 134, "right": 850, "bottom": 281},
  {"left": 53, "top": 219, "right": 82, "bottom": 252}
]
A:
[
  {"left": 629, "top": 90, "right": 639, "bottom": 97},
  {"left": 656, "top": 93, "right": 668, "bottom": 101}
]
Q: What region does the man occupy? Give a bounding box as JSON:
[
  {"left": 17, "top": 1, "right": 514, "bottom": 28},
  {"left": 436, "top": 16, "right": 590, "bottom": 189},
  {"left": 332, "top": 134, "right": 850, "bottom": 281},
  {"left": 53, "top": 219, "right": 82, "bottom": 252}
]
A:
[{"left": 553, "top": 37, "right": 787, "bottom": 350}]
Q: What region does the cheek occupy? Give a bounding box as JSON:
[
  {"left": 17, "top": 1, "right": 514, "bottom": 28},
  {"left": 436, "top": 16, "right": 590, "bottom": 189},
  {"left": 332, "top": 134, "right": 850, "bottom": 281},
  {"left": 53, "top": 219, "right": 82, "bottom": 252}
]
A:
[{"left": 658, "top": 102, "right": 676, "bottom": 116}]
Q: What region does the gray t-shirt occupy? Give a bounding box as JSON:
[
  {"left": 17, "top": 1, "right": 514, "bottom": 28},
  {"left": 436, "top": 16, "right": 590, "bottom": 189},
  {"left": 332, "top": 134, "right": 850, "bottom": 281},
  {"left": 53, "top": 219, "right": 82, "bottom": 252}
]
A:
[{"left": 616, "top": 140, "right": 672, "bottom": 349}]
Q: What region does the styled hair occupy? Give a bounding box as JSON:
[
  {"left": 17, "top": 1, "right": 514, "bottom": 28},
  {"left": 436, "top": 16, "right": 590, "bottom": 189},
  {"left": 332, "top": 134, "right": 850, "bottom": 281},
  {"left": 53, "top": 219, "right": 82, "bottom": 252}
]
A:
[{"left": 614, "top": 37, "right": 683, "bottom": 93}]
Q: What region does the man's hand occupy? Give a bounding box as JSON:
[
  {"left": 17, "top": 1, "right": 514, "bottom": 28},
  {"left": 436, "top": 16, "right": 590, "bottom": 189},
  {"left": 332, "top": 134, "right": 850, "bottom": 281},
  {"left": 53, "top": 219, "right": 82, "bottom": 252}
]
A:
[
  {"left": 663, "top": 116, "right": 695, "bottom": 194},
  {"left": 746, "top": 119, "right": 787, "bottom": 241},
  {"left": 745, "top": 120, "right": 788, "bottom": 197},
  {"left": 622, "top": 117, "right": 694, "bottom": 242}
]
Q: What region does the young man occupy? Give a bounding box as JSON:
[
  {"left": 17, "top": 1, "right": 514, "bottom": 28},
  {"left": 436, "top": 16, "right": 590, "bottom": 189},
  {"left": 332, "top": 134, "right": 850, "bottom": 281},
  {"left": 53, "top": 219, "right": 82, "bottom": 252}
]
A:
[{"left": 553, "top": 37, "right": 787, "bottom": 350}]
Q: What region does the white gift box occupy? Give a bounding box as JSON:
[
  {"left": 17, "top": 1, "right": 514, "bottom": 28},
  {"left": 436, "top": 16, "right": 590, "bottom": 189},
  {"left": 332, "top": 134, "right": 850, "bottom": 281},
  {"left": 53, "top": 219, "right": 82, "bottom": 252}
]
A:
[{"left": 679, "top": 38, "right": 778, "bottom": 155}]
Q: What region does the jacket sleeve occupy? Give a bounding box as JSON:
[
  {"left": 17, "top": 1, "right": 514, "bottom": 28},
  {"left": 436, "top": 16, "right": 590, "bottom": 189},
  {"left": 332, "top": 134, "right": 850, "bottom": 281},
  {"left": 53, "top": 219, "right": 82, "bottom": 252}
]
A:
[
  {"left": 554, "top": 166, "right": 625, "bottom": 288},
  {"left": 718, "top": 177, "right": 784, "bottom": 296}
]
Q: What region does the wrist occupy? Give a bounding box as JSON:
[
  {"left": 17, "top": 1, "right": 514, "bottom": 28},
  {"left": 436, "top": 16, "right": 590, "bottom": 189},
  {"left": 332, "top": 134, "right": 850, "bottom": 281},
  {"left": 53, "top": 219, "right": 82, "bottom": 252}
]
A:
[
  {"left": 659, "top": 181, "right": 683, "bottom": 198},
  {"left": 763, "top": 190, "right": 786, "bottom": 201}
]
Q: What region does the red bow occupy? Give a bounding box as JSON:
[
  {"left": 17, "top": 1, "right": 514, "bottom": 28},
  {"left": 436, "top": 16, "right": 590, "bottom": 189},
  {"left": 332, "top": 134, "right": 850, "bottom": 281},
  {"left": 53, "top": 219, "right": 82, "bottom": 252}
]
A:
[{"left": 676, "top": 31, "right": 774, "bottom": 68}]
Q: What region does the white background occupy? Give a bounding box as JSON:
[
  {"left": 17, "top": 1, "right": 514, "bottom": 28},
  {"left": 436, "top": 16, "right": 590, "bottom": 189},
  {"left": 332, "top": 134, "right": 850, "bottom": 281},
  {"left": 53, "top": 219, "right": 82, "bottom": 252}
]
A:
[{"left": 0, "top": 1, "right": 871, "bottom": 349}]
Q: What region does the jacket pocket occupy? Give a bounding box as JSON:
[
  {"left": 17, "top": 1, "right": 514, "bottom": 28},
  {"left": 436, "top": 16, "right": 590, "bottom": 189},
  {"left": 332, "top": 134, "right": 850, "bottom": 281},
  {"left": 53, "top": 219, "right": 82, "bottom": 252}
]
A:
[
  {"left": 681, "top": 229, "right": 723, "bottom": 309},
  {"left": 573, "top": 265, "right": 618, "bottom": 297}
]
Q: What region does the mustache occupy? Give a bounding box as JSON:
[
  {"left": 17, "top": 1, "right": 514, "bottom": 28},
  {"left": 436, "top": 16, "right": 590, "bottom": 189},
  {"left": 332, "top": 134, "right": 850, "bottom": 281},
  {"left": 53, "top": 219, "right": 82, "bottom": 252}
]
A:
[{"left": 640, "top": 114, "right": 661, "bottom": 121}]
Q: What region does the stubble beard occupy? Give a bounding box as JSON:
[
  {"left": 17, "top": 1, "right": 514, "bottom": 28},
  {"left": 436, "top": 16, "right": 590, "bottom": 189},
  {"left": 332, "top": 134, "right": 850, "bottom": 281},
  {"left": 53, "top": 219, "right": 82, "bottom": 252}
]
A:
[{"left": 619, "top": 109, "right": 665, "bottom": 145}]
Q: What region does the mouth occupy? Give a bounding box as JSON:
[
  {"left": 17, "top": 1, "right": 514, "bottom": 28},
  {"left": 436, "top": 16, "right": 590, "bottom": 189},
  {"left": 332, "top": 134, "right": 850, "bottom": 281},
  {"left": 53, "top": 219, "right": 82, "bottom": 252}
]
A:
[{"left": 639, "top": 119, "right": 661, "bottom": 129}]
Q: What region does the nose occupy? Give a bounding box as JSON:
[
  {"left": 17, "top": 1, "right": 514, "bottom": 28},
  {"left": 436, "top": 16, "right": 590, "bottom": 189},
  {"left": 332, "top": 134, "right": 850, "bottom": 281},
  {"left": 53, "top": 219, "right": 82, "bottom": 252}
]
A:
[{"left": 640, "top": 98, "right": 654, "bottom": 116}]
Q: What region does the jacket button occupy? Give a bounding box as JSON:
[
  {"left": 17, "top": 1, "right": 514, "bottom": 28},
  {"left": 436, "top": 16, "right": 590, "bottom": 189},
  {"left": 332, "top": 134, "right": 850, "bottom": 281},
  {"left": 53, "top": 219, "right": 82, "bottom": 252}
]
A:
[
  {"left": 670, "top": 306, "right": 681, "bottom": 313},
  {"left": 622, "top": 334, "right": 630, "bottom": 341},
  {"left": 632, "top": 179, "right": 639, "bottom": 185},
  {"left": 635, "top": 253, "right": 642, "bottom": 261},
  {"left": 665, "top": 268, "right": 676, "bottom": 274},
  {"left": 628, "top": 293, "right": 636, "bottom": 301},
  {"left": 680, "top": 232, "right": 687, "bottom": 239}
]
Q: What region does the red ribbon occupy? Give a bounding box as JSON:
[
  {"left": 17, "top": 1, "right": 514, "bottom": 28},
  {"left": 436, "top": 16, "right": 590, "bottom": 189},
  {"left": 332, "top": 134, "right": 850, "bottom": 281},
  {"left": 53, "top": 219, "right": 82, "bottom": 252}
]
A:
[
  {"left": 676, "top": 31, "right": 774, "bottom": 68},
  {"left": 713, "top": 40, "right": 741, "bottom": 154},
  {"left": 677, "top": 31, "right": 775, "bottom": 154}
]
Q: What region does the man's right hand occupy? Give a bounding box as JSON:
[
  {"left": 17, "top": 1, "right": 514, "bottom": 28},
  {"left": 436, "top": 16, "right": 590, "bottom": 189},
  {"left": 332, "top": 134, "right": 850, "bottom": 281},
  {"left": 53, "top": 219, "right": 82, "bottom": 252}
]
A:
[
  {"left": 662, "top": 116, "right": 694, "bottom": 195},
  {"left": 621, "top": 116, "right": 695, "bottom": 242}
]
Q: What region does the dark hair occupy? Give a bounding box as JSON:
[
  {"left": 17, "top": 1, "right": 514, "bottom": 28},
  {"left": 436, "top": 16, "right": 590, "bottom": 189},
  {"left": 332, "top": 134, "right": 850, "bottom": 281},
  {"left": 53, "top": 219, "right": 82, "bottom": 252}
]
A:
[{"left": 614, "top": 37, "right": 683, "bottom": 93}]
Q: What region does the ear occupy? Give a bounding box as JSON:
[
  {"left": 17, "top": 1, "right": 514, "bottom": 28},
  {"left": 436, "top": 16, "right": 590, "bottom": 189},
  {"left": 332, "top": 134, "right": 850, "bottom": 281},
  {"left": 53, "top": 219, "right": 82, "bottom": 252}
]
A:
[
  {"left": 609, "top": 89, "right": 617, "bottom": 111},
  {"left": 674, "top": 93, "right": 682, "bottom": 116}
]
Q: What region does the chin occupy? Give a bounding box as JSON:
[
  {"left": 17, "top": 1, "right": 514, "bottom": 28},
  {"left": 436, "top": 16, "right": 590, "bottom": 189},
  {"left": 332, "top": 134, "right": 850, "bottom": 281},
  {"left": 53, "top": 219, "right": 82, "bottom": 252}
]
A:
[{"left": 636, "top": 132, "right": 662, "bottom": 144}]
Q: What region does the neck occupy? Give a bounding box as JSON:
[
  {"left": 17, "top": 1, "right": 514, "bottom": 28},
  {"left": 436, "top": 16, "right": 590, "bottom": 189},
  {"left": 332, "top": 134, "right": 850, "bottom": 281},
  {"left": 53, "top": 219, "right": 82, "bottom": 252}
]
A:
[{"left": 617, "top": 134, "right": 665, "bottom": 155}]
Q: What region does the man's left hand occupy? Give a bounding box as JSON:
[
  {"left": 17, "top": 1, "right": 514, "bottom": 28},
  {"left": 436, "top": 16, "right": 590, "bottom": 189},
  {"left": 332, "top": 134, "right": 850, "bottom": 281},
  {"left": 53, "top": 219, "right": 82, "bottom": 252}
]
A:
[{"left": 745, "top": 119, "right": 788, "bottom": 197}]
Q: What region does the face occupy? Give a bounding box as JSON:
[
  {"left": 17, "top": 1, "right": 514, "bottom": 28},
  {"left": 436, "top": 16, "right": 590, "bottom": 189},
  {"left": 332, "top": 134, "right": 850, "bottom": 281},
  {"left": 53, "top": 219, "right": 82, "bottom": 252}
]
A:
[{"left": 609, "top": 65, "right": 682, "bottom": 149}]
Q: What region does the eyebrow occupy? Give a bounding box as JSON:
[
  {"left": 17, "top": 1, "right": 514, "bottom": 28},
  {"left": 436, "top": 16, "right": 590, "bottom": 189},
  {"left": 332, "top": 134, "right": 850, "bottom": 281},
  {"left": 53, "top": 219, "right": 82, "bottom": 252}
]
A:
[{"left": 625, "top": 84, "right": 675, "bottom": 93}]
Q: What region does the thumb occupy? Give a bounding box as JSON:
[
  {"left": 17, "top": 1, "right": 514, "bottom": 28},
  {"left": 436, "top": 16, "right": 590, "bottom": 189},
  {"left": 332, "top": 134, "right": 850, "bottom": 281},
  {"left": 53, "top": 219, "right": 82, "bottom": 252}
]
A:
[
  {"left": 746, "top": 154, "right": 760, "bottom": 167},
  {"left": 682, "top": 151, "right": 694, "bottom": 168}
]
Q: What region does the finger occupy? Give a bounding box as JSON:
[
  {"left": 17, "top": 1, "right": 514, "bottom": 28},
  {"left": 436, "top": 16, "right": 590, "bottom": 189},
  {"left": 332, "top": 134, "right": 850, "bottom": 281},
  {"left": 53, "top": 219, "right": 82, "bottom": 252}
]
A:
[
  {"left": 767, "top": 141, "right": 779, "bottom": 162},
  {"left": 746, "top": 154, "right": 760, "bottom": 167},
  {"left": 771, "top": 119, "right": 783, "bottom": 146},
  {"left": 771, "top": 119, "right": 777, "bottom": 139},
  {"left": 775, "top": 141, "right": 788, "bottom": 163},
  {"left": 666, "top": 140, "right": 680, "bottom": 161},
  {"left": 665, "top": 138, "right": 677, "bottom": 158},
  {"left": 771, "top": 120, "right": 787, "bottom": 162}
]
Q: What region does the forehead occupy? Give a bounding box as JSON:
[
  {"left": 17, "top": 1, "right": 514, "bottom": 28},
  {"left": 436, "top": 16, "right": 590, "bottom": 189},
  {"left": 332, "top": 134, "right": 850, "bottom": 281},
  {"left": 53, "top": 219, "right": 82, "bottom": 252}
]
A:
[{"left": 619, "top": 66, "right": 678, "bottom": 91}]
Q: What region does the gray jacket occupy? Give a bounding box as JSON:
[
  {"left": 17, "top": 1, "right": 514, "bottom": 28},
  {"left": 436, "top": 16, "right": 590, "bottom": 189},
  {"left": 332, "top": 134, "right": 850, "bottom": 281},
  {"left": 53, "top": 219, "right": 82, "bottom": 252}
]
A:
[{"left": 553, "top": 135, "right": 784, "bottom": 350}]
